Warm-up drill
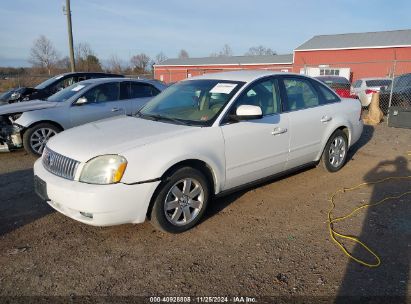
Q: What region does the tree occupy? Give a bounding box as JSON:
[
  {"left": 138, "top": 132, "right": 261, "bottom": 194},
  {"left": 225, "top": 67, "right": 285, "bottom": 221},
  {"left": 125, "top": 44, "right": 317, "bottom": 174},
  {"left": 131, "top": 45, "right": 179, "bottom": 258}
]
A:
[
  {"left": 178, "top": 49, "right": 189, "bottom": 59},
  {"left": 245, "top": 45, "right": 277, "bottom": 56},
  {"left": 28, "top": 35, "right": 60, "bottom": 75},
  {"left": 154, "top": 52, "right": 168, "bottom": 64},
  {"left": 106, "top": 55, "right": 123, "bottom": 74},
  {"left": 74, "top": 42, "right": 102, "bottom": 72},
  {"left": 210, "top": 44, "right": 233, "bottom": 57},
  {"left": 56, "top": 56, "right": 71, "bottom": 70},
  {"left": 130, "top": 53, "right": 151, "bottom": 72}
]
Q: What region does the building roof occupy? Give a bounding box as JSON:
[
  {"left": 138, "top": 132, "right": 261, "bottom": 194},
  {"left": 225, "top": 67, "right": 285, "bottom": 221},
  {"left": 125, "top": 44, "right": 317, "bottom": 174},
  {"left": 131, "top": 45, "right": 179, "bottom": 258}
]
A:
[
  {"left": 186, "top": 70, "right": 293, "bottom": 83},
  {"left": 155, "top": 54, "right": 293, "bottom": 66},
  {"left": 295, "top": 29, "right": 411, "bottom": 51}
]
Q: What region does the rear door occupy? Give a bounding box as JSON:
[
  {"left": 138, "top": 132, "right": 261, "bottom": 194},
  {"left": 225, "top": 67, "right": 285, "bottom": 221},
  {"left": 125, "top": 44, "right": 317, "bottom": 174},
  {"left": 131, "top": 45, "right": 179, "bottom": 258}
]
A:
[
  {"left": 280, "top": 76, "right": 333, "bottom": 169},
  {"left": 69, "top": 81, "right": 126, "bottom": 127}
]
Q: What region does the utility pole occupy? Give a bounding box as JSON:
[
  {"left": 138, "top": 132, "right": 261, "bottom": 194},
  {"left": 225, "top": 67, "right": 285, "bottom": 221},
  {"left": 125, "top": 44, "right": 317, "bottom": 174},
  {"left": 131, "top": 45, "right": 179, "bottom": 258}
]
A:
[{"left": 64, "top": 0, "right": 75, "bottom": 72}]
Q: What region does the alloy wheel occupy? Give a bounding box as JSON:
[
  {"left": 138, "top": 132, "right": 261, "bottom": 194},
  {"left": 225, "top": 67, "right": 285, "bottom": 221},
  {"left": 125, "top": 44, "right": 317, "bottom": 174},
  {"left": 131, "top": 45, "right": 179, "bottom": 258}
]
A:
[
  {"left": 328, "top": 135, "right": 346, "bottom": 168},
  {"left": 30, "top": 128, "right": 57, "bottom": 154},
  {"left": 164, "top": 178, "right": 205, "bottom": 226}
]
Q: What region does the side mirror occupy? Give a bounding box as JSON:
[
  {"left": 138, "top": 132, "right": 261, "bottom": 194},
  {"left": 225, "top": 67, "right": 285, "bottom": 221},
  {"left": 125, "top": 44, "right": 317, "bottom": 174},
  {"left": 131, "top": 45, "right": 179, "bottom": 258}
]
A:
[
  {"left": 75, "top": 97, "right": 88, "bottom": 105},
  {"left": 235, "top": 105, "right": 263, "bottom": 120}
]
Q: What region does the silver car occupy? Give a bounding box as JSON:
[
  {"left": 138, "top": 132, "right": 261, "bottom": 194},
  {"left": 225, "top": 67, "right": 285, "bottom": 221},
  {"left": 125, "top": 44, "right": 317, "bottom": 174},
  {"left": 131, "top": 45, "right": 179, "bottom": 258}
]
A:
[
  {"left": 0, "top": 78, "right": 166, "bottom": 155},
  {"left": 350, "top": 77, "right": 392, "bottom": 107}
]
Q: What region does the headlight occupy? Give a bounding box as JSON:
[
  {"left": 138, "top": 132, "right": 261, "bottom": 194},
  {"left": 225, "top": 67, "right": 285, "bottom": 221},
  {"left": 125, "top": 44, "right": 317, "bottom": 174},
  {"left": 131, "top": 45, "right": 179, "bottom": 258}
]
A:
[{"left": 79, "top": 155, "right": 127, "bottom": 185}]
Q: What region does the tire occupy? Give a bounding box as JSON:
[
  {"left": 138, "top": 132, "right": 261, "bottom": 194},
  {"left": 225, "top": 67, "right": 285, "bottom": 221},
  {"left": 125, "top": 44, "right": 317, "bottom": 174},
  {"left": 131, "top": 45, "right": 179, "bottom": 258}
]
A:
[
  {"left": 321, "top": 130, "right": 348, "bottom": 173},
  {"left": 150, "top": 167, "right": 210, "bottom": 233},
  {"left": 23, "top": 123, "right": 61, "bottom": 156}
]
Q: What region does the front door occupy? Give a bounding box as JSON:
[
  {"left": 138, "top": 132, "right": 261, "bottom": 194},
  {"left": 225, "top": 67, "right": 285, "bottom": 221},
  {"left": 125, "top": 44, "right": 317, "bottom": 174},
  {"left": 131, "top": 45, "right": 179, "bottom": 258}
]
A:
[
  {"left": 221, "top": 77, "right": 290, "bottom": 190},
  {"left": 70, "top": 82, "right": 126, "bottom": 127}
]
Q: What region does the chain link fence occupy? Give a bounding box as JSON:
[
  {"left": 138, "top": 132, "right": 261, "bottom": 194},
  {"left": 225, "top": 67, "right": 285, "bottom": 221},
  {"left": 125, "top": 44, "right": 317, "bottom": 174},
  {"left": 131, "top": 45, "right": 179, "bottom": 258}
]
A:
[{"left": 295, "top": 60, "right": 411, "bottom": 117}]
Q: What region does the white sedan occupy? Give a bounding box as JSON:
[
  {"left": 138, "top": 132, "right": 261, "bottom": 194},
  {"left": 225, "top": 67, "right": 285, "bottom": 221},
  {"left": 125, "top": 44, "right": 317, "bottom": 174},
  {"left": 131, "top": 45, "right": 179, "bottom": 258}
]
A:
[{"left": 33, "top": 71, "right": 363, "bottom": 233}]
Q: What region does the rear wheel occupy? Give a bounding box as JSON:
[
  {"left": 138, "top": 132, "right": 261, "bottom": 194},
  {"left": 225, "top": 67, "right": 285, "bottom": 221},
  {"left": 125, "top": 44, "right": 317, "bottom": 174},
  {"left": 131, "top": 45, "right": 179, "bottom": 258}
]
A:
[
  {"left": 23, "top": 123, "right": 61, "bottom": 156},
  {"left": 150, "top": 167, "right": 210, "bottom": 233},
  {"left": 321, "top": 130, "right": 348, "bottom": 172}
]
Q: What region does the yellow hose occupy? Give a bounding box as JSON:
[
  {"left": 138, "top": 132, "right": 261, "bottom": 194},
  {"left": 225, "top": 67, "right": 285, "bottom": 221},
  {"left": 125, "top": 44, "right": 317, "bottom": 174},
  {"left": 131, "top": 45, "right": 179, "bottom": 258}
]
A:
[{"left": 328, "top": 175, "right": 411, "bottom": 268}]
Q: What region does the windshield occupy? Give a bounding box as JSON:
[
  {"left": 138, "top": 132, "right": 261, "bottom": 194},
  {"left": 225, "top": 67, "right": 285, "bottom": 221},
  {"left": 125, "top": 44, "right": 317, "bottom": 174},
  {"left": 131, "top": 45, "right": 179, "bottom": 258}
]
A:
[
  {"left": 46, "top": 82, "right": 90, "bottom": 102},
  {"left": 35, "top": 75, "right": 67, "bottom": 90},
  {"left": 139, "top": 79, "right": 244, "bottom": 126}
]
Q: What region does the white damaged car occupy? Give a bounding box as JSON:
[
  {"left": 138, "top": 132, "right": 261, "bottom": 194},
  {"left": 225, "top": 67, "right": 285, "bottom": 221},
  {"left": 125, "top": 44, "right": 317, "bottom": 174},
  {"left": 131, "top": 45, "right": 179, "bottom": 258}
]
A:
[{"left": 33, "top": 71, "right": 363, "bottom": 233}]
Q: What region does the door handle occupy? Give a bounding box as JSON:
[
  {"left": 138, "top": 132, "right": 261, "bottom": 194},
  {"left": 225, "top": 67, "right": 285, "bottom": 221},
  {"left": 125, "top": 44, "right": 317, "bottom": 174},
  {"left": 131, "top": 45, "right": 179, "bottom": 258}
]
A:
[
  {"left": 111, "top": 107, "right": 120, "bottom": 112},
  {"left": 271, "top": 127, "right": 287, "bottom": 135},
  {"left": 320, "top": 115, "right": 332, "bottom": 123}
]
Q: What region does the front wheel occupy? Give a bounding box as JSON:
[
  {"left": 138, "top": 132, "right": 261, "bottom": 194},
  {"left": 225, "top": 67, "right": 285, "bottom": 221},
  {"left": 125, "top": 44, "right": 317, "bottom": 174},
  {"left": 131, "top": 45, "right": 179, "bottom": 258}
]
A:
[
  {"left": 150, "top": 167, "right": 210, "bottom": 233},
  {"left": 321, "top": 130, "right": 348, "bottom": 172},
  {"left": 23, "top": 123, "right": 61, "bottom": 156}
]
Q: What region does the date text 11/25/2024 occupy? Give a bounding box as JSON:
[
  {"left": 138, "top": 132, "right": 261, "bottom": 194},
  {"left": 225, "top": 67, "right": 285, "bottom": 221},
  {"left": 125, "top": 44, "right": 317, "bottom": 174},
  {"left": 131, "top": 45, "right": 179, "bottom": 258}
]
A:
[{"left": 149, "top": 296, "right": 257, "bottom": 303}]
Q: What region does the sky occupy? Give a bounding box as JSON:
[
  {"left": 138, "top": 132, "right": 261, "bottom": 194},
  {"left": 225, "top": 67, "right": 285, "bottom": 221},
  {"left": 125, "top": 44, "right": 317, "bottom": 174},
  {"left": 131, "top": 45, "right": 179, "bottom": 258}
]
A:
[{"left": 0, "top": 0, "right": 410, "bottom": 67}]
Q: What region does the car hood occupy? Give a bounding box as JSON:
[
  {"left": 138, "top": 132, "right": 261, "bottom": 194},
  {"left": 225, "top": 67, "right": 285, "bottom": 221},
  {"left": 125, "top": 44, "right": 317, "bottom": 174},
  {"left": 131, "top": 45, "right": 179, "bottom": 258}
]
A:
[
  {"left": 0, "top": 99, "right": 58, "bottom": 115},
  {"left": 46, "top": 116, "right": 195, "bottom": 162}
]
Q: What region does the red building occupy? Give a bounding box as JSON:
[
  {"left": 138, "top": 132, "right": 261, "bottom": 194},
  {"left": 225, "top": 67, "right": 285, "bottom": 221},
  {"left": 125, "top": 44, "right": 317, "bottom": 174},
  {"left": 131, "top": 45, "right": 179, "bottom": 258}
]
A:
[
  {"left": 154, "top": 54, "right": 293, "bottom": 84},
  {"left": 154, "top": 29, "right": 411, "bottom": 84},
  {"left": 293, "top": 29, "right": 411, "bottom": 81}
]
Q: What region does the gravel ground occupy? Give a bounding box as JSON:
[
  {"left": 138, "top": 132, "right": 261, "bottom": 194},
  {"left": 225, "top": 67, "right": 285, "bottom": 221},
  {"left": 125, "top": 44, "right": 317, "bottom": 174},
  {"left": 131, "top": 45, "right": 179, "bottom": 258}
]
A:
[{"left": 0, "top": 123, "right": 410, "bottom": 302}]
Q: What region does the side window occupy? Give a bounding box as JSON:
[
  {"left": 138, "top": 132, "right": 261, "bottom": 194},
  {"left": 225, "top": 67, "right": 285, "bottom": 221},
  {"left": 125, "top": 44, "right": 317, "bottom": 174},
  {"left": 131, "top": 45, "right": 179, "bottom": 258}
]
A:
[
  {"left": 49, "top": 77, "right": 75, "bottom": 94},
  {"left": 317, "top": 82, "right": 340, "bottom": 104},
  {"left": 231, "top": 78, "right": 281, "bottom": 116},
  {"left": 353, "top": 80, "right": 362, "bottom": 88},
  {"left": 283, "top": 78, "right": 320, "bottom": 111},
  {"left": 76, "top": 76, "right": 87, "bottom": 82},
  {"left": 82, "top": 82, "right": 120, "bottom": 103},
  {"left": 129, "top": 83, "right": 159, "bottom": 98},
  {"left": 120, "top": 82, "right": 130, "bottom": 100}
]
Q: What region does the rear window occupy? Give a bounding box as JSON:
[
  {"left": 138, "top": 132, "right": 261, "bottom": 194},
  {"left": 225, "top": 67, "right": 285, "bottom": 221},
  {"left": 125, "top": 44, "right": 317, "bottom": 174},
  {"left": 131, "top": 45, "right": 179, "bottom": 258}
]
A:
[
  {"left": 315, "top": 77, "right": 350, "bottom": 85},
  {"left": 365, "top": 80, "right": 391, "bottom": 87},
  {"left": 352, "top": 80, "right": 362, "bottom": 88}
]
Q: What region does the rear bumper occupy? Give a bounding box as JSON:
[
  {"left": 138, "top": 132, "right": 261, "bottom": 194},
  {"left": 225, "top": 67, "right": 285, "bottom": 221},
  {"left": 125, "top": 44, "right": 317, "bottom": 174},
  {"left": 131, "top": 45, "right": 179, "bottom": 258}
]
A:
[
  {"left": 33, "top": 159, "right": 160, "bottom": 226},
  {"left": 350, "top": 120, "right": 363, "bottom": 147}
]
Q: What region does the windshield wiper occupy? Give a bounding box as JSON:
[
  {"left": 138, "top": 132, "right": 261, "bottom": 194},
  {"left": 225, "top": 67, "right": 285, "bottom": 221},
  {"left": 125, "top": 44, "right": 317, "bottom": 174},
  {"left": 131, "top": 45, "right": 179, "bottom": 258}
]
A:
[{"left": 137, "top": 113, "right": 190, "bottom": 125}]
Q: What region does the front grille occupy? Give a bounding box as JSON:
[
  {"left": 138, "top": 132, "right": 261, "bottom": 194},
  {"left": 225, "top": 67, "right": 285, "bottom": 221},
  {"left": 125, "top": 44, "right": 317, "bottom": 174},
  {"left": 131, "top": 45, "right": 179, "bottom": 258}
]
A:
[{"left": 42, "top": 147, "right": 80, "bottom": 180}]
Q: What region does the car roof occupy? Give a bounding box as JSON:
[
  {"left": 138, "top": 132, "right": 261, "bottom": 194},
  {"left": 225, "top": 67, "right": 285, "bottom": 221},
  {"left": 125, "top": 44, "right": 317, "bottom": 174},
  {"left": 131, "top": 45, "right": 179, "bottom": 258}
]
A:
[
  {"left": 56, "top": 72, "right": 123, "bottom": 77},
  {"left": 356, "top": 77, "right": 391, "bottom": 81},
  {"left": 78, "top": 77, "right": 162, "bottom": 85},
  {"left": 184, "top": 70, "right": 295, "bottom": 83}
]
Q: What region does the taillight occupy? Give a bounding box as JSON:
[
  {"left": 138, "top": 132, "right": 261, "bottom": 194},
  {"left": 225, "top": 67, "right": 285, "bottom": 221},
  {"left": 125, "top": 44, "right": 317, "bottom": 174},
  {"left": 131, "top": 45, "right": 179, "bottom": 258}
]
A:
[
  {"left": 335, "top": 88, "right": 351, "bottom": 98},
  {"left": 365, "top": 89, "right": 377, "bottom": 95}
]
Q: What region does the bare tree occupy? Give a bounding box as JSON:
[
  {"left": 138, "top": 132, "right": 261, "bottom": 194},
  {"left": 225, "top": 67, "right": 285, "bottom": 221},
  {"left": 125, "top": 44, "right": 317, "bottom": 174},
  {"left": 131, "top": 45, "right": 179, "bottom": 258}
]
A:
[
  {"left": 154, "top": 52, "right": 168, "bottom": 64},
  {"left": 178, "top": 49, "right": 189, "bottom": 59},
  {"left": 210, "top": 44, "right": 233, "bottom": 57},
  {"left": 106, "top": 55, "right": 123, "bottom": 74},
  {"left": 28, "top": 35, "right": 60, "bottom": 75},
  {"left": 75, "top": 42, "right": 102, "bottom": 72},
  {"left": 56, "top": 56, "right": 71, "bottom": 70},
  {"left": 245, "top": 45, "right": 277, "bottom": 56},
  {"left": 130, "top": 53, "right": 151, "bottom": 72}
]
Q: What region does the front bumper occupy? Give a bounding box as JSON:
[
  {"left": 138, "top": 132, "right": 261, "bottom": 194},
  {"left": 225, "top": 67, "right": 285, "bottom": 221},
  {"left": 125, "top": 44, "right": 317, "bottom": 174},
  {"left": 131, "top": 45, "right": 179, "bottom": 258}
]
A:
[{"left": 33, "top": 159, "right": 160, "bottom": 226}]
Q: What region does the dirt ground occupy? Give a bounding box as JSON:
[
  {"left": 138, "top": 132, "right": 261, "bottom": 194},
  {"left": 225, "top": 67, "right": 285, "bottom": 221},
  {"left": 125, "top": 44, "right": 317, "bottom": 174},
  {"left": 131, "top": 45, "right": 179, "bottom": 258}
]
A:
[{"left": 0, "top": 122, "right": 410, "bottom": 302}]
